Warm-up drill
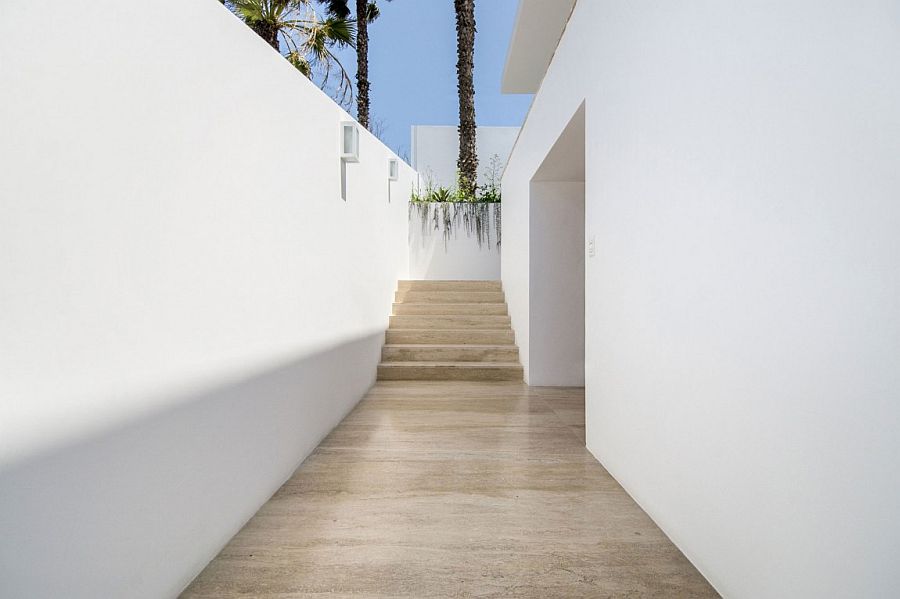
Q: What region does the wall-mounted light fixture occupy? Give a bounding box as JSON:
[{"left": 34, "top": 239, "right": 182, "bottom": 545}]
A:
[
  {"left": 340, "top": 121, "right": 359, "bottom": 163},
  {"left": 388, "top": 158, "right": 399, "bottom": 181},
  {"left": 340, "top": 121, "right": 359, "bottom": 201}
]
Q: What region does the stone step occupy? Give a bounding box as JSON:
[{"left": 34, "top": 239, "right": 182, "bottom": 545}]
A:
[
  {"left": 377, "top": 362, "right": 524, "bottom": 382},
  {"left": 397, "top": 280, "right": 502, "bottom": 291},
  {"left": 385, "top": 329, "right": 515, "bottom": 345},
  {"left": 381, "top": 279, "right": 522, "bottom": 381},
  {"left": 389, "top": 315, "right": 511, "bottom": 330},
  {"left": 395, "top": 290, "right": 505, "bottom": 304},
  {"left": 382, "top": 344, "right": 519, "bottom": 363},
  {"left": 392, "top": 302, "right": 508, "bottom": 316}
]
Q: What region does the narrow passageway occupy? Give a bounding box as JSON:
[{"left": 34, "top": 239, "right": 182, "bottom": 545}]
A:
[{"left": 182, "top": 381, "right": 717, "bottom": 598}]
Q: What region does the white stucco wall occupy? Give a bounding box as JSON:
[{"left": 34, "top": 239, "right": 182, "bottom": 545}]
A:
[
  {"left": 411, "top": 125, "right": 519, "bottom": 190},
  {"left": 408, "top": 205, "right": 501, "bottom": 280},
  {"left": 502, "top": 1, "right": 900, "bottom": 597},
  {"left": 408, "top": 126, "right": 516, "bottom": 280},
  {"left": 529, "top": 182, "right": 584, "bottom": 386},
  {"left": 0, "top": 1, "right": 413, "bottom": 597}
]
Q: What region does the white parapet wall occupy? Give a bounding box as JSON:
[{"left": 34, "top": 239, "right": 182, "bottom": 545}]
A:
[
  {"left": 408, "top": 126, "right": 517, "bottom": 280},
  {"left": 408, "top": 202, "right": 501, "bottom": 280},
  {"left": 0, "top": 1, "right": 413, "bottom": 597},
  {"left": 503, "top": 1, "right": 900, "bottom": 598}
]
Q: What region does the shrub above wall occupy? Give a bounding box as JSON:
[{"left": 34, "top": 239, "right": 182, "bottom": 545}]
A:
[
  {"left": 410, "top": 154, "right": 503, "bottom": 250},
  {"left": 407, "top": 157, "right": 501, "bottom": 279}
]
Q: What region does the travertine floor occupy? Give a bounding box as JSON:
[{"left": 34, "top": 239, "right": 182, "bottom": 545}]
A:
[{"left": 182, "top": 382, "right": 717, "bottom": 598}]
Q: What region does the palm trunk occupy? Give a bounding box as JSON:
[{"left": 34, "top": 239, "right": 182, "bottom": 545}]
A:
[
  {"left": 251, "top": 21, "right": 280, "bottom": 51},
  {"left": 454, "top": 0, "right": 477, "bottom": 198},
  {"left": 356, "top": 0, "right": 370, "bottom": 129}
]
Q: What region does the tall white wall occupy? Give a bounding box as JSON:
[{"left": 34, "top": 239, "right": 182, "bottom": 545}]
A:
[
  {"left": 502, "top": 1, "right": 900, "bottom": 597},
  {"left": 0, "top": 1, "right": 413, "bottom": 597}
]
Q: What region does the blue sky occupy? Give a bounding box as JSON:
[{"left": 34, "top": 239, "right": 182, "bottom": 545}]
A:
[{"left": 329, "top": 1, "right": 532, "bottom": 160}]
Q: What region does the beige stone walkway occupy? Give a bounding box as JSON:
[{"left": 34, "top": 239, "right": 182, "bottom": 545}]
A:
[{"left": 182, "top": 382, "right": 717, "bottom": 598}]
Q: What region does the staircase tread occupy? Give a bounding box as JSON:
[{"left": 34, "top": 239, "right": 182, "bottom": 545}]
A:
[
  {"left": 392, "top": 315, "right": 510, "bottom": 318},
  {"left": 387, "top": 328, "right": 512, "bottom": 331},
  {"left": 387, "top": 327, "right": 512, "bottom": 331},
  {"left": 393, "top": 302, "right": 508, "bottom": 306},
  {"left": 383, "top": 344, "right": 516, "bottom": 349},
  {"left": 383, "top": 280, "right": 521, "bottom": 380},
  {"left": 378, "top": 361, "right": 522, "bottom": 368}
]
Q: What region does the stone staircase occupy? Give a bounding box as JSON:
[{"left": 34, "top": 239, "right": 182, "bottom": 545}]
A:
[{"left": 377, "top": 280, "right": 524, "bottom": 381}]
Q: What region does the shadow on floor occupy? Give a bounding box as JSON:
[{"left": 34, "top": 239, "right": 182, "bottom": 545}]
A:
[{"left": 0, "top": 332, "right": 385, "bottom": 599}]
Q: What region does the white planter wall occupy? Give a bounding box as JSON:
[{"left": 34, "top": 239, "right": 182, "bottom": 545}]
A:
[
  {"left": 408, "top": 204, "right": 501, "bottom": 280},
  {"left": 407, "top": 126, "right": 516, "bottom": 280},
  {"left": 502, "top": 1, "right": 900, "bottom": 597},
  {"left": 0, "top": 1, "right": 413, "bottom": 597}
]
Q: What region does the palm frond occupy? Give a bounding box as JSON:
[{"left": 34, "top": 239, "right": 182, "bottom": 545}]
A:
[
  {"left": 225, "top": 0, "right": 355, "bottom": 99},
  {"left": 364, "top": 2, "right": 380, "bottom": 23},
  {"left": 317, "top": 0, "right": 351, "bottom": 19}
]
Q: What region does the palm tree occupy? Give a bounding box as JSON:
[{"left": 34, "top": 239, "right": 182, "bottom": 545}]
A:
[
  {"left": 354, "top": 0, "right": 374, "bottom": 129},
  {"left": 319, "top": 1, "right": 388, "bottom": 130},
  {"left": 454, "top": 0, "right": 477, "bottom": 198},
  {"left": 224, "top": 0, "right": 356, "bottom": 103}
]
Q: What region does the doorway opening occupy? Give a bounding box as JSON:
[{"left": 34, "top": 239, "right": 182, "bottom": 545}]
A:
[{"left": 528, "top": 102, "right": 586, "bottom": 436}]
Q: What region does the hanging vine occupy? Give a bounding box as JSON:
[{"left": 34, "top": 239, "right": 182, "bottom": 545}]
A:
[
  {"left": 408, "top": 201, "right": 501, "bottom": 249},
  {"left": 409, "top": 154, "right": 503, "bottom": 249}
]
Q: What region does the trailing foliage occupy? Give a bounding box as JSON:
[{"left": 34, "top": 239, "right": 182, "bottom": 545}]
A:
[
  {"left": 408, "top": 202, "right": 501, "bottom": 250},
  {"left": 409, "top": 155, "right": 502, "bottom": 249}
]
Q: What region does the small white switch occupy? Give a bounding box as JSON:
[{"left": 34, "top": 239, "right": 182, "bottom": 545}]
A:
[{"left": 588, "top": 236, "right": 596, "bottom": 257}]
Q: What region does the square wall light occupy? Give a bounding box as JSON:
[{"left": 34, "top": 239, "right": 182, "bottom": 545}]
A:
[{"left": 341, "top": 121, "right": 359, "bottom": 162}]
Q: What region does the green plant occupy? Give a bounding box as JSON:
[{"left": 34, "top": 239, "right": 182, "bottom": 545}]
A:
[
  {"left": 408, "top": 161, "right": 503, "bottom": 249},
  {"left": 478, "top": 154, "right": 502, "bottom": 203},
  {"left": 454, "top": 170, "right": 477, "bottom": 202},
  {"left": 408, "top": 154, "right": 502, "bottom": 204},
  {"left": 431, "top": 186, "right": 454, "bottom": 202}
]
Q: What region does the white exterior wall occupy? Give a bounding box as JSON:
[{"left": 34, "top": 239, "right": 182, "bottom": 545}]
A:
[
  {"left": 502, "top": 1, "right": 900, "bottom": 598},
  {"left": 411, "top": 125, "right": 519, "bottom": 190},
  {"left": 408, "top": 126, "right": 517, "bottom": 280},
  {"left": 529, "top": 182, "right": 584, "bottom": 386},
  {"left": 408, "top": 207, "right": 501, "bottom": 280},
  {"left": 0, "top": 1, "right": 413, "bottom": 598}
]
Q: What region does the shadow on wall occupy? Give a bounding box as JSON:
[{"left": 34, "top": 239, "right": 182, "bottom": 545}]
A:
[
  {"left": 528, "top": 102, "right": 585, "bottom": 386},
  {"left": 0, "top": 332, "right": 384, "bottom": 599}
]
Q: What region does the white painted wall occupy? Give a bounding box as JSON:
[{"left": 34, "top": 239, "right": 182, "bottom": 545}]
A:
[
  {"left": 408, "top": 205, "right": 501, "bottom": 280},
  {"left": 411, "top": 125, "right": 519, "bottom": 190},
  {"left": 503, "top": 1, "right": 900, "bottom": 597},
  {"left": 529, "top": 183, "right": 584, "bottom": 386},
  {"left": 408, "top": 126, "right": 515, "bottom": 280},
  {"left": 0, "top": 1, "right": 413, "bottom": 597}
]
